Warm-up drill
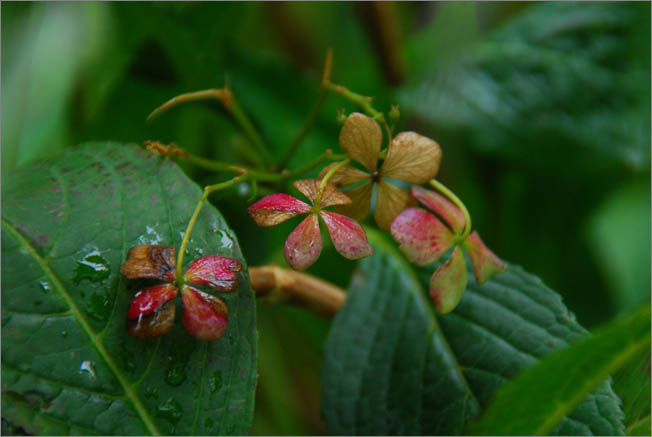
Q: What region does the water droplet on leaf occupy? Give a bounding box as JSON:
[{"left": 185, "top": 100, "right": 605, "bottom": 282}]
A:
[
  {"left": 209, "top": 371, "right": 222, "bottom": 394},
  {"left": 157, "top": 397, "right": 183, "bottom": 425},
  {"left": 166, "top": 360, "right": 186, "bottom": 386},
  {"left": 39, "top": 281, "right": 51, "bottom": 293},
  {"left": 79, "top": 360, "right": 96, "bottom": 380},
  {"left": 87, "top": 292, "right": 110, "bottom": 321},
  {"left": 61, "top": 330, "right": 68, "bottom": 337},
  {"left": 73, "top": 249, "right": 110, "bottom": 284},
  {"left": 138, "top": 225, "right": 163, "bottom": 245},
  {"left": 145, "top": 386, "right": 158, "bottom": 399},
  {"left": 217, "top": 230, "right": 233, "bottom": 249}
]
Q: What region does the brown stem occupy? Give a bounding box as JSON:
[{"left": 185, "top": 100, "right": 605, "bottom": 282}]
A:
[
  {"left": 249, "top": 265, "right": 346, "bottom": 319},
  {"left": 354, "top": 2, "right": 406, "bottom": 86}
]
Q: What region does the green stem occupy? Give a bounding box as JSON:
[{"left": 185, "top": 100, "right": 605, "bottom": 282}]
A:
[
  {"left": 176, "top": 175, "right": 249, "bottom": 282},
  {"left": 278, "top": 50, "right": 334, "bottom": 169},
  {"left": 287, "top": 150, "right": 346, "bottom": 177},
  {"left": 176, "top": 149, "right": 345, "bottom": 182},
  {"left": 227, "top": 93, "right": 273, "bottom": 167},
  {"left": 324, "top": 81, "right": 393, "bottom": 146},
  {"left": 146, "top": 88, "right": 271, "bottom": 169},
  {"left": 184, "top": 154, "right": 283, "bottom": 182},
  {"left": 429, "top": 179, "right": 472, "bottom": 240},
  {"left": 314, "top": 159, "right": 350, "bottom": 208}
]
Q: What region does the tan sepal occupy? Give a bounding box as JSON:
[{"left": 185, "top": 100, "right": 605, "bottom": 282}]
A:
[
  {"left": 381, "top": 131, "right": 442, "bottom": 183},
  {"left": 318, "top": 163, "right": 370, "bottom": 187},
  {"left": 374, "top": 181, "right": 416, "bottom": 230},
  {"left": 339, "top": 112, "right": 382, "bottom": 172},
  {"left": 333, "top": 182, "right": 374, "bottom": 221},
  {"left": 293, "top": 179, "right": 351, "bottom": 207},
  {"left": 120, "top": 245, "right": 176, "bottom": 282}
]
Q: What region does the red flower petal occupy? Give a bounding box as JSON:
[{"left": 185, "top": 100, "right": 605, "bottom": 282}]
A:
[
  {"left": 430, "top": 246, "right": 467, "bottom": 314},
  {"left": 390, "top": 208, "right": 456, "bottom": 266},
  {"left": 320, "top": 211, "right": 373, "bottom": 260},
  {"left": 184, "top": 255, "right": 243, "bottom": 292},
  {"left": 248, "top": 193, "right": 310, "bottom": 227},
  {"left": 283, "top": 213, "right": 322, "bottom": 270},
  {"left": 181, "top": 286, "right": 228, "bottom": 341},
  {"left": 463, "top": 231, "right": 507, "bottom": 284},
  {"left": 127, "top": 284, "right": 178, "bottom": 319},
  {"left": 411, "top": 185, "right": 466, "bottom": 235}
]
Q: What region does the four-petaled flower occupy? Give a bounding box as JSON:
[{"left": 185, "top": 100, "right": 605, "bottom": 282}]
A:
[
  {"left": 391, "top": 186, "right": 506, "bottom": 313},
  {"left": 320, "top": 112, "right": 442, "bottom": 230},
  {"left": 120, "top": 245, "right": 242, "bottom": 341},
  {"left": 248, "top": 179, "right": 373, "bottom": 270}
]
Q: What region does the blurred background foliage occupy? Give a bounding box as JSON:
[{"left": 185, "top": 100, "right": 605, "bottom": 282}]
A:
[{"left": 2, "top": 2, "right": 649, "bottom": 435}]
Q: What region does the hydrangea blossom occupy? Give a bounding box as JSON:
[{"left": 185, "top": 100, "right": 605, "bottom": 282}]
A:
[
  {"left": 248, "top": 179, "right": 373, "bottom": 270},
  {"left": 391, "top": 186, "right": 506, "bottom": 313},
  {"left": 320, "top": 112, "right": 442, "bottom": 230},
  {"left": 120, "top": 245, "right": 242, "bottom": 341}
]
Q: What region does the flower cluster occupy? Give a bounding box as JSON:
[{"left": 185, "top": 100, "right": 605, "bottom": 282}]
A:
[
  {"left": 391, "top": 186, "right": 506, "bottom": 313},
  {"left": 248, "top": 179, "right": 373, "bottom": 270},
  {"left": 120, "top": 245, "right": 242, "bottom": 341},
  {"left": 320, "top": 112, "right": 442, "bottom": 230}
]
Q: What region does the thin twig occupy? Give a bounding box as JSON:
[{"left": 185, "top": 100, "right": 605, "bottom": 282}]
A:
[
  {"left": 249, "top": 265, "right": 346, "bottom": 318},
  {"left": 277, "top": 49, "right": 334, "bottom": 170}
]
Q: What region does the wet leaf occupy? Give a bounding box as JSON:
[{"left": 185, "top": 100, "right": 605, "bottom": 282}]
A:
[
  {"left": 322, "top": 230, "right": 624, "bottom": 435},
  {"left": 1, "top": 142, "right": 257, "bottom": 435}
]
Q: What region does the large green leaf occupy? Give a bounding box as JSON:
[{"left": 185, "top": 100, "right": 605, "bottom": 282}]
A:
[
  {"left": 321, "top": 230, "right": 624, "bottom": 435},
  {"left": 469, "top": 306, "right": 650, "bottom": 435},
  {"left": 1, "top": 142, "right": 257, "bottom": 435},
  {"left": 613, "top": 349, "right": 651, "bottom": 436},
  {"left": 400, "top": 2, "right": 651, "bottom": 174}
]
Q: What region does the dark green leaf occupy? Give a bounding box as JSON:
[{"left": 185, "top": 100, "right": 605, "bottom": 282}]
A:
[
  {"left": 400, "top": 2, "right": 651, "bottom": 174},
  {"left": 586, "top": 181, "right": 651, "bottom": 314},
  {"left": 469, "top": 306, "right": 650, "bottom": 435},
  {"left": 1, "top": 142, "right": 257, "bottom": 435},
  {"left": 322, "top": 229, "right": 624, "bottom": 435},
  {"left": 613, "top": 349, "right": 651, "bottom": 435}
]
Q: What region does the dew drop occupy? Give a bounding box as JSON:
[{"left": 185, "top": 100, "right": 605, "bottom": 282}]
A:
[
  {"left": 79, "top": 360, "right": 96, "bottom": 380},
  {"left": 157, "top": 397, "right": 183, "bottom": 426},
  {"left": 144, "top": 386, "right": 158, "bottom": 399},
  {"left": 73, "top": 249, "right": 110, "bottom": 284},
  {"left": 61, "top": 330, "right": 68, "bottom": 337},
  {"left": 87, "top": 292, "right": 111, "bottom": 322},
  {"left": 165, "top": 360, "right": 186, "bottom": 386},
  {"left": 39, "top": 281, "right": 51, "bottom": 294},
  {"left": 138, "top": 225, "right": 163, "bottom": 245},
  {"left": 209, "top": 371, "right": 222, "bottom": 394},
  {"left": 217, "top": 230, "right": 233, "bottom": 249}
]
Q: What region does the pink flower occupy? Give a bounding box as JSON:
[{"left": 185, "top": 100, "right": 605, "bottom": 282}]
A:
[
  {"left": 120, "top": 245, "right": 242, "bottom": 341},
  {"left": 248, "top": 179, "right": 373, "bottom": 270},
  {"left": 391, "top": 186, "right": 506, "bottom": 313}
]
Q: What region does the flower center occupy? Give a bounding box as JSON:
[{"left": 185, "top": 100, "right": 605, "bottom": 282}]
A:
[{"left": 370, "top": 170, "right": 381, "bottom": 183}]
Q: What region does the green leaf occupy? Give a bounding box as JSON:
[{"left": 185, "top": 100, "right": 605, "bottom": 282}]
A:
[
  {"left": 586, "top": 181, "right": 651, "bottom": 314},
  {"left": 321, "top": 230, "right": 624, "bottom": 435},
  {"left": 613, "top": 349, "right": 651, "bottom": 435},
  {"left": 1, "top": 142, "right": 257, "bottom": 435},
  {"left": 400, "top": 2, "right": 651, "bottom": 174},
  {"left": 469, "top": 306, "right": 650, "bottom": 435}
]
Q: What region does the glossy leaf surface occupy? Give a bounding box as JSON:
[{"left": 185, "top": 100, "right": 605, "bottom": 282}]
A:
[
  {"left": 1, "top": 142, "right": 257, "bottom": 435},
  {"left": 322, "top": 230, "right": 624, "bottom": 435}
]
